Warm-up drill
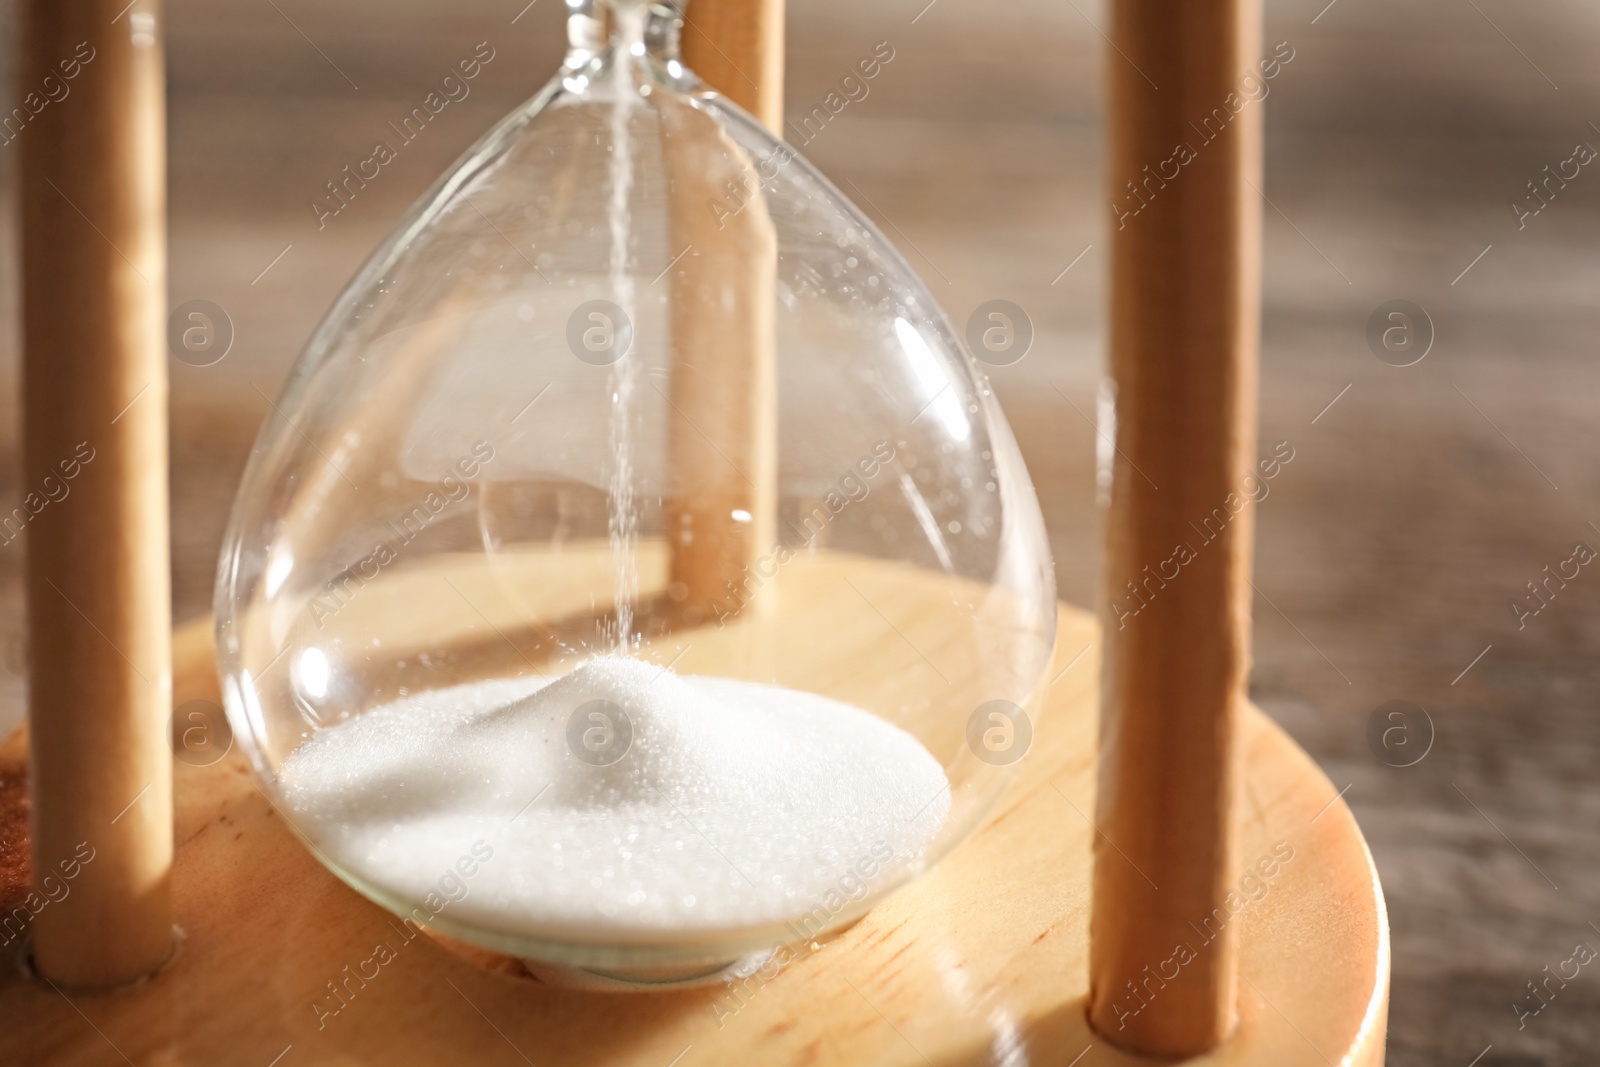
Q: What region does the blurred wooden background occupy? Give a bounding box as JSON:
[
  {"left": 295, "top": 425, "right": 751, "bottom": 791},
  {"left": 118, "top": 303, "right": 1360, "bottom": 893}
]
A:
[{"left": 1, "top": 0, "right": 1598, "bottom": 1062}]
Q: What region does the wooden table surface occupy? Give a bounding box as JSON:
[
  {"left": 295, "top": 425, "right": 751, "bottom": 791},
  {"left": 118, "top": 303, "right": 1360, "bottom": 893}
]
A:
[{"left": 0, "top": 0, "right": 1597, "bottom": 1062}]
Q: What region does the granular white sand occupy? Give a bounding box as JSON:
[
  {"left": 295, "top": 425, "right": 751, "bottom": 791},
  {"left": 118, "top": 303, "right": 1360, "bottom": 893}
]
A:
[{"left": 279, "top": 656, "right": 950, "bottom": 937}]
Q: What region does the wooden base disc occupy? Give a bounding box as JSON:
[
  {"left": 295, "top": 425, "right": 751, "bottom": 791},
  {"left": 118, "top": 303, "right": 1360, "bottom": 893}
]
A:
[{"left": 0, "top": 602, "right": 1386, "bottom": 1065}]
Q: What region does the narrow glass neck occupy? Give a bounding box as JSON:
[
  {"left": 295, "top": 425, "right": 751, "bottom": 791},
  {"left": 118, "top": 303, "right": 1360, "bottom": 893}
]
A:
[{"left": 564, "top": 0, "right": 684, "bottom": 69}]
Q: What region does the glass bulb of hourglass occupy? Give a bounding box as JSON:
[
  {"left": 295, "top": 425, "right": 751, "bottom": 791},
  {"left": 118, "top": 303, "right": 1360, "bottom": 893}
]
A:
[{"left": 217, "top": 0, "right": 1056, "bottom": 980}]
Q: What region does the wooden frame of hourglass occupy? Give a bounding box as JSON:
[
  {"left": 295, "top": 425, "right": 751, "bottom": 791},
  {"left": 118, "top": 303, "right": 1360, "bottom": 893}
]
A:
[{"left": 0, "top": 0, "right": 1389, "bottom": 1064}]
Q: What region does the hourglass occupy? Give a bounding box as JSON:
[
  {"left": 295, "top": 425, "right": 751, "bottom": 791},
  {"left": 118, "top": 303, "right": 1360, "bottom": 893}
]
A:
[
  {"left": 6, "top": 0, "right": 1389, "bottom": 1062},
  {"left": 212, "top": 0, "right": 1056, "bottom": 982}
]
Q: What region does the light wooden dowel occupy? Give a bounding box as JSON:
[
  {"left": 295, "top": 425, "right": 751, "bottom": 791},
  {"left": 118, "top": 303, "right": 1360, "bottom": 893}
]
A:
[
  {"left": 663, "top": 0, "right": 783, "bottom": 625},
  {"left": 681, "top": 0, "right": 785, "bottom": 130},
  {"left": 21, "top": 0, "right": 173, "bottom": 986},
  {"left": 1089, "top": 0, "right": 1263, "bottom": 1056}
]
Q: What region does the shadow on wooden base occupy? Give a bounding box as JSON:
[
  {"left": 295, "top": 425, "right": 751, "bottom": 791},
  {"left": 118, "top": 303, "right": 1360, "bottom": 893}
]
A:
[{"left": 0, "top": 606, "right": 1386, "bottom": 1066}]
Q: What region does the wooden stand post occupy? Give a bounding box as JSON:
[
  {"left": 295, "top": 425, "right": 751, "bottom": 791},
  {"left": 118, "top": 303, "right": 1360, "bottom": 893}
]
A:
[
  {"left": 20, "top": 0, "right": 173, "bottom": 986},
  {"left": 681, "top": 0, "right": 784, "bottom": 130},
  {"left": 663, "top": 0, "right": 783, "bottom": 624},
  {"left": 1089, "top": 0, "right": 1263, "bottom": 1055}
]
